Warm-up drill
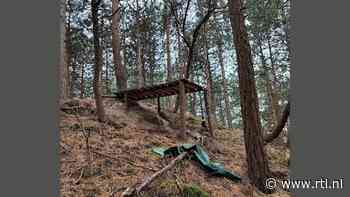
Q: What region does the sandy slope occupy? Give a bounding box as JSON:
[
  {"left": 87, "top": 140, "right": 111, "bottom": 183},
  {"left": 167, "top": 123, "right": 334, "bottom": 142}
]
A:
[{"left": 60, "top": 99, "right": 290, "bottom": 197}]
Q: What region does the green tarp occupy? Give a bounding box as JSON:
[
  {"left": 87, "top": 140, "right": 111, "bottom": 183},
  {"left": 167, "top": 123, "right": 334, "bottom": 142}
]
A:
[{"left": 152, "top": 144, "right": 241, "bottom": 182}]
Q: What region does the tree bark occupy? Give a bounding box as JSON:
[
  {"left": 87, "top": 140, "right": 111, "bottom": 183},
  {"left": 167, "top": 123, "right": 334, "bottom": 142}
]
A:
[
  {"left": 59, "top": 0, "right": 69, "bottom": 103},
  {"left": 112, "top": 0, "right": 127, "bottom": 90},
  {"left": 91, "top": 0, "right": 106, "bottom": 122},
  {"left": 164, "top": 11, "right": 172, "bottom": 82},
  {"left": 66, "top": 1, "right": 74, "bottom": 98},
  {"left": 267, "top": 39, "right": 282, "bottom": 118},
  {"left": 258, "top": 44, "right": 277, "bottom": 131},
  {"left": 264, "top": 101, "right": 290, "bottom": 144},
  {"left": 203, "top": 24, "right": 217, "bottom": 125},
  {"left": 228, "top": 0, "right": 272, "bottom": 193},
  {"left": 136, "top": 0, "right": 145, "bottom": 88},
  {"left": 204, "top": 90, "right": 214, "bottom": 137},
  {"left": 217, "top": 39, "right": 233, "bottom": 128},
  {"left": 191, "top": 93, "right": 197, "bottom": 115},
  {"left": 80, "top": 63, "right": 85, "bottom": 98},
  {"left": 178, "top": 80, "right": 187, "bottom": 139}
]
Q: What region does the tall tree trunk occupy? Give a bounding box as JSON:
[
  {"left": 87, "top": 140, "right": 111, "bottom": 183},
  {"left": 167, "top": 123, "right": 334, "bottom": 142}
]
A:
[
  {"left": 266, "top": 39, "right": 282, "bottom": 122},
  {"left": 172, "top": 29, "right": 185, "bottom": 113},
  {"left": 59, "top": 0, "right": 69, "bottom": 103},
  {"left": 217, "top": 40, "right": 233, "bottom": 128},
  {"left": 203, "top": 31, "right": 216, "bottom": 135},
  {"left": 176, "top": 27, "right": 184, "bottom": 78},
  {"left": 258, "top": 44, "right": 277, "bottom": 131},
  {"left": 66, "top": 1, "right": 73, "bottom": 98},
  {"left": 204, "top": 33, "right": 217, "bottom": 125},
  {"left": 105, "top": 47, "right": 111, "bottom": 95},
  {"left": 164, "top": 12, "right": 174, "bottom": 108},
  {"left": 217, "top": 89, "right": 226, "bottom": 127},
  {"left": 112, "top": 0, "right": 127, "bottom": 90},
  {"left": 228, "top": 0, "right": 272, "bottom": 193},
  {"left": 80, "top": 63, "right": 85, "bottom": 99},
  {"left": 136, "top": 0, "right": 145, "bottom": 88},
  {"left": 190, "top": 93, "right": 197, "bottom": 115},
  {"left": 164, "top": 12, "right": 172, "bottom": 82},
  {"left": 91, "top": 0, "right": 106, "bottom": 122},
  {"left": 178, "top": 80, "right": 187, "bottom": 139}
]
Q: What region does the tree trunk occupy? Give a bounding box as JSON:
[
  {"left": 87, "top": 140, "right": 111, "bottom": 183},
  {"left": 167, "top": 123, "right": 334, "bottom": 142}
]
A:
[
  {"left": 80, "top": 63, "right": 85, "bottom": 99},
  {"left": 203, "top": 25, "right": 216, "bottom": 125},
  {"left": 178, "top": 80, "right": 186, "bottom": 139},
  {"left": 105, "top": 46, "right": 111, "bottom": 95},
  {"left": 228, "top": 0, "right": 272, "bottom": 193},
  {"left": 91, "top": 0, "right": 106, "bottom": 122},
  {"left": 267, "top": 38, "right": 282, "bottom": 120},
  {"left": 258, "top": 44, "right": 277, "bottom": 131},
  {"left": 136, "top": 0, "right": 145, "bottom": 88},
  {"left": 66, "top": 2, "right": 73, "bottom": 98},
  {"left": 217, "top": 90, "right": 226, "bottom": 127},
  {"left": 217, "top": 40, "right": 233, "bottom": 128},
  {"left": 164, "top": 12, "right": 172, "bottom": 82},
  {"left": 264, "top": 101, "right": 290, "bottom": 144},
  {"left": 59, "top": 0, "right": 69, "bottom": 103},
  {"left": 112, "top": 0, "right": 127, "bottom": 90},
  {"left": 191, "top": 93, "right": 197, "bottom": 115},
  {"left": 204, "top": 90, "right": 214, "bottom": 137}
]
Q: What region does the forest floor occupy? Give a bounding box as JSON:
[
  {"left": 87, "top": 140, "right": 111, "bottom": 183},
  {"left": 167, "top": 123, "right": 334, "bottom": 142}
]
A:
[{"left": 60, "top": 98, "right": 290, "bottom": 197}]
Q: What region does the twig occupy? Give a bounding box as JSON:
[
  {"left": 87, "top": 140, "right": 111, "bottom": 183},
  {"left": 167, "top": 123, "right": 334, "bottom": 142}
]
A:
[{"left": 74, "top": 167, "right": 85, "bottom": 185}]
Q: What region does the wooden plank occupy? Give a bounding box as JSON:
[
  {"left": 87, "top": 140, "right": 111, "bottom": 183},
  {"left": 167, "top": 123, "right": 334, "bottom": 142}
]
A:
[{"left": 112, "top": 79, "right": 204, "bottom": 101}]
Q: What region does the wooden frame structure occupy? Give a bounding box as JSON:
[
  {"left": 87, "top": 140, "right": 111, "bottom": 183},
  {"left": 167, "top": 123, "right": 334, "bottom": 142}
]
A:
[{"left": 107, "top": 79, "right": 214, "bottom": 137}]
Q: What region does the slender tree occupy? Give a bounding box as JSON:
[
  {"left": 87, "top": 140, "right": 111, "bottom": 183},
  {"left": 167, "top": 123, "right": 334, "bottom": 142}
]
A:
[
  {"left": 59, "top": 0, "right": 70, "bottom": 103},
  {"left": 91, "top": 0, "right": 106, "bottom": 122},
  {"left": 217, "top": 37, "right": 233, "bottom": 128},
  {"left": 112, "top": 0, "right": 127, "bottom": 90},
  {"left": 164, "top": 8, "right": 172, "bottom": 82},
  {"left": 228, "top": 0, "right": 272, "bottom": 193}
]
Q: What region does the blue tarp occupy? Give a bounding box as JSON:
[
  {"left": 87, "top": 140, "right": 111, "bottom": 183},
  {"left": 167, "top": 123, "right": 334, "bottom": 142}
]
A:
[{"left": 152, "top": 144, "right": 241, "bottom": 182}]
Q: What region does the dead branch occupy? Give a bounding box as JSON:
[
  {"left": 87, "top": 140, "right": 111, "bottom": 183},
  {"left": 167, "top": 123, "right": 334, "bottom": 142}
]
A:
[
  {"left": 122, "top": 152, "right": 188, "bottom": 197},
  {"left": 74, "top": 167, "right": 85, "bottom": 185},
  {"left": 264, "top": 101, "right": 290, "bottom": 144}
]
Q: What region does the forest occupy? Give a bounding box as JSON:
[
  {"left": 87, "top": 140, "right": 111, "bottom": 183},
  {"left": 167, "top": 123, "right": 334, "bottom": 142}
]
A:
[{"left": 59, "top": 0, "right": 291, "bottom": 196}]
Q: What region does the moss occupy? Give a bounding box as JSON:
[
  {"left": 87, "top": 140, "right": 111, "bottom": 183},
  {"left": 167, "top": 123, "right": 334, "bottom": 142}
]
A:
[
  {"left": 143, "top": 179, "right": 180, "bottom": 197},
  {"left": 182, "top": 184, "right": 209, "bottom": 197}
]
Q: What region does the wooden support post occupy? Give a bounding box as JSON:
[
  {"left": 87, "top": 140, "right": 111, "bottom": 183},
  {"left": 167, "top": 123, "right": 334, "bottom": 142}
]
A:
[
  {"left": 157, "top": 96, "right": 161, "bottom": 114},
  {"left": 204, "top": 89, "right": 214, "bottom": 137},
  {"left": 179, "top": 80, "right": 186, "bottom": 138}
]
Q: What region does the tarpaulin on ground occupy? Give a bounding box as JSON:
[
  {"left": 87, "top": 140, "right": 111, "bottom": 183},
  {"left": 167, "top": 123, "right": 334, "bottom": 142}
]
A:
[{"left": 152, "top": 144, "right": 241, "bottom": 182}]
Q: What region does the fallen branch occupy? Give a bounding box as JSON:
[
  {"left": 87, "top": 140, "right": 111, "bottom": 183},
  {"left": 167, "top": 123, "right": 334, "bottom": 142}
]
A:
[
  {"left": 74, "top": 167, "right": 85, "bottom": 185},
  {"left": 122, "top": 151, "right": 188, "bottom": 197}
]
